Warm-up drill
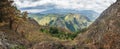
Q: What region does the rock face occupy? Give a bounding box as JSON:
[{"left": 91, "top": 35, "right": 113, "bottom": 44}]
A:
[{"left": 76, "top": 0, "right": 120, "bottom": 49}]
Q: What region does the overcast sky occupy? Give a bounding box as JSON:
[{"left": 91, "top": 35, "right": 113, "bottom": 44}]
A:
[{"left": 14, "top": 0, "right": 116, "bottom": 13}]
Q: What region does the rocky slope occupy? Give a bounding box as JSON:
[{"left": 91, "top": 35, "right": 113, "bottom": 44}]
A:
[
  {"left": 75, "top": 0, "right": 120, "bottom": 49},
  {"left": 0, "top": 18, "right": 57, "bottom": 49}
]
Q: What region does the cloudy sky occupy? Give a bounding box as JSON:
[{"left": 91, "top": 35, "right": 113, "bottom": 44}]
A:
[{"left": 14, "top": 0, "right": 116, "bottom": 13}]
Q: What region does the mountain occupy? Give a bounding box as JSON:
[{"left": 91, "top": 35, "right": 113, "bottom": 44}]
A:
[
  {"left": 28, "top": 9, "right": 99, "bottom": 21},
  {"left": 33, "top": 13, "right": 91, "bottom": 32},
  {"left": 79, "top": 10, "right": 99, "bottom": 21},
  {"left": 28, "top": 10, "right": 98, "bottom": 32},
  {"left": 75, "top": 0, "right": 120, "bottom": 49},
  {"left": 41, "top": 9, "right": 99, "bottom": 21},
  {"left": 28, "top": 13, "right": 45, "bottom": 17},
  {"left": 39, "top": 9, "right": 80, "bottom": 14},
  {"left": 1, "top": 0, "right": 120, "bottom": 49}
]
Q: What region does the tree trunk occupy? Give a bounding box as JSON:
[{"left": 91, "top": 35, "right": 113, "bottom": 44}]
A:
[
  {"left": 15, "top": 24, "right": 19, "bottom": 32},
  {"left": 9, "top": 19, "right": 13, "bottom": 30},
  {"left": 0, "top": 18, "right": 2, "bottom": 22},
  {"left": 0, "top": 17, "right": 3, "bottom": 22}
]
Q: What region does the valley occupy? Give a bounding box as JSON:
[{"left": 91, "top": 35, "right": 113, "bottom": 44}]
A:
[
  {"left": 32, "top": 13, "right": 91, "bottom": 32},
  {"left": 0, "top": 0, "right": 120, "bottom": 49}
]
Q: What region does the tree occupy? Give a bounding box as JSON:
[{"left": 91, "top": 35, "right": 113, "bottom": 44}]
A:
[
  {"left": 0, "top": 0, "right": 20, "bottom": 29},
  {"left": 22, "top": 11, "right": 28, "bottom": 20},
  {"left": 49, "top": 27, "right": 59, "bottom": 34}
]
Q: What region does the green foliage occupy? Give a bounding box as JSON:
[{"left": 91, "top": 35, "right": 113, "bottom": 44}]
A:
[
  {"left": 76, "top": 28, "right": 88, "bottom": 33},
  {"left": 11, "top": 45, "right": 26, "bottom": 49},
  {"left": 40, "top": 28, "right": 49, "bottom": 33},
  {"left": 49, "top": 27, "right": 59, "bottom": 34},
  {"left": 0, "top": 0, "right": 28, "bottom": 30},
  {"left": 40, "top": 27, "right": 88, "bottom": 40}
]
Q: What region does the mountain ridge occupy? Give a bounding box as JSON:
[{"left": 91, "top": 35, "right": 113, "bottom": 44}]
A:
[
  {"left": 33, "top": 13, "right": 91, "bottom": 32},
  {"left": 75, "top": 0, "right": 120, "bottom": 49}
]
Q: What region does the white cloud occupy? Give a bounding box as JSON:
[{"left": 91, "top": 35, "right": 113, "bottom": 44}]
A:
[
  {"left": 14, "top": 0, "right": 116, "bottom": 13},
  {"left": 21, "top": 9, "right": 47, "bottom": 13}
]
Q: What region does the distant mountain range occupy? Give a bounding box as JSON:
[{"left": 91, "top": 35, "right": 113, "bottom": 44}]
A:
[
  {"left": 28, "top": 10, "right": 99, "bottom": 32},
  {"left": 29, "top": 10, "right": 99, "bottom": 21}
]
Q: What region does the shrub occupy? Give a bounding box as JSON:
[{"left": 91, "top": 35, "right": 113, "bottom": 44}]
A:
[
  {"left": 11, "top": 45, "right": 26, "bottom": 49},
  {"left": 49, "top": 27, "right": 59, "bottom": 34}
]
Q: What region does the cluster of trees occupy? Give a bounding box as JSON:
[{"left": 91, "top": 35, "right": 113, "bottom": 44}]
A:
[
  {"left": 0, "top": 0, "right": 28, "bottom": 30},
  {"left": 49, "top": 27, "right": 75, "bottom": 40},
  {"left": 40, "top": 27, "right": 87, "bottom": 40}
]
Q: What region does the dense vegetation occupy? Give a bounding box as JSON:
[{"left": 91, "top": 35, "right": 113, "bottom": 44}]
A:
[
  {"left": 11, "top": 45, "right": 26, "bottom": 49},
  {"left": 0, "top": 0, "right": 29, "bottom": 49},
  {"left": 40, "top": 26, "right": 87, "bottom": 40},
  {"left": 0, "top": 0, "right": 28, "bottom": 30}
]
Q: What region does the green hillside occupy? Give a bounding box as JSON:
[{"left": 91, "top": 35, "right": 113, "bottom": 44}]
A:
[{"left": 33, "top": 13, "right": 92, "bottom": 32}]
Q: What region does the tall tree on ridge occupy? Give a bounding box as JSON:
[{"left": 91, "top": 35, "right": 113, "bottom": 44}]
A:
[{"left": 0, "top": 0, "right": 19, "bottom": 29}]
